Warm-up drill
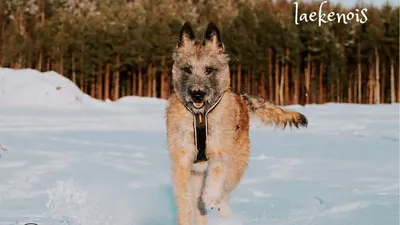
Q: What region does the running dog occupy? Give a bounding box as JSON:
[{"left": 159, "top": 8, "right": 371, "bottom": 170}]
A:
[{"left": 165, "top": 21, "right": 308, "bottom": 225}]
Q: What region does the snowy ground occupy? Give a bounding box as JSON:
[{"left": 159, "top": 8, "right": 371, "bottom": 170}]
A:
[{"left": 0, "top": 68, "right": 399, "bottom": 225}]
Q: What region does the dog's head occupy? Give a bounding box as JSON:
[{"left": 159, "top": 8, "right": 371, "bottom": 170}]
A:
[{"left": 172, "top": 21, "right": 230, "bottom": 114}]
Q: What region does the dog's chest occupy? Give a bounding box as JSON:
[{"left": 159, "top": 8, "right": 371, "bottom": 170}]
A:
[
  {"left": 205, "top": 113, "right": 227, "bottom": 145},
  {"left": 191, "top": 161, "right": 208, "bottom": 172},
  {"left": 189, "top": 114, "right": 226, "bottom": 172}
]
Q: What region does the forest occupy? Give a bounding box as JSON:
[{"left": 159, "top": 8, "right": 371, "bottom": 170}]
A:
[{"left": 0, "top": 0, "right": 399, "bottom": 105}]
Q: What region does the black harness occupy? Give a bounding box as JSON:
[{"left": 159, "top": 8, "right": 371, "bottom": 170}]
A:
[{"left": 185, "top": 94, "right": 224, "bottom": 164}]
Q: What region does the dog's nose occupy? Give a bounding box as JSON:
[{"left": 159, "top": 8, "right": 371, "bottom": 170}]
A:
[{"left": 190, "top": 90, "right": 206, "bottom": 102}]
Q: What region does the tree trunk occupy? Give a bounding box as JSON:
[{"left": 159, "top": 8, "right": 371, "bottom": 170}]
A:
[
  {"left": 294, "top": 63, "right": 300, "bottom": 105},
  {"left": 104, "top": 63, "right": 110, "bottom": 100},
  {"left": 90, "top": 73, "right": 95, "bottom": 98},
  {"left": 15, "top": 10, "right": 26, "bottom": 69},
  {"left": 125, "top": 73, "right": 130, "bottom": 97},
  {"left": 319, "top": 63, "right": 324, "bottom": 104},
  {"left": 330, "top": 82, "right": 335, "bottom": 102},
  {"left": 353, "top": 71, "right": 357, "bottom": 103},
  {"left": 97, "top": 62, "right": 103, "bottom": 100},
  {"left": 275, "top": 55, "right": 280, "bottom": 104},
  {"left": 398, "top": 61, "right": 400, "bottom": 103},
  {"left": 166, "top": 72, "right": 170, "bottom": 99},
  {"left": 251, "top": 70, "right": 255, "bottom": 95},
  {"left": 132, "top": 71, "right": 137, "bottom": 96},
  {"left": 46, "top": 57, "right": 50, "bottom": 71},
  {"left": 260, "top": 72, "right": 265, "bottom": 98},
  {"left": 60, "top": 53, "right": 64, "bottom": 75},
  {"left": 244, "top": 72, "right": 249, "bottom": 94},
  {"left": 161, "top": 56, "right": 166, "bottom": 99},
  {"left": 152, "top": 66, "right": 157, "bottom": 97},
  {"left": 71, "top": 52, "right": 76, "bottom": 83},
  {"left": 36, "top": 0, "right": 45, "bottom": 72},
  {"left": 348, "top": 72, "right": 352, "bottom": 103},
  {"left": 237, "top": 64, "right": 241, "bottom": 92},
  {"left": 357, "top": 43, "right": 362, "bottom": 103},
  {"left": 374, "top": 47, "right": 380, "bottom": 104},
  {"left": 121, "top": 86, "right": 125, "bottom": 97},
  {"left": 253, "top": 70, "right": 257, "bottom": 96},
  {"left": 368, "top": 64, "right": 374, "bottom": 104},
  {"left": 27, "top": 47, "right": 32, "bottom": 68},
  {"left": 311, "top": 62, "right": 316, "bottom": 104},
  {"left": 279, "top": 62, "right": 284, "bottom": 105},
  {"left": 80, "top": 72, "right": 84, "bottom": 92},
  {"left": 246, "top": 71, "right": 251, "bottom": 94},
  {"left": 305, "top": 53, "right": 311, "bottom": 105},
  {"left": 84, "top": 73, "right": 88, "bottom": 94},
  {"left": 284, "top": 48, "right": 290, "bottom": 104},
  {"left": 40, "top": 1, "right": 45, "bottom": 32},
  {"left": 37, "top": 51, "right": 43, "bottom": 71},
  {"left": 390, "top": 59, "right": 395, "bottom": 103},
  {"left": 336, "top": 76, "right": 340, "bottom": 102},
  {"left": 0, "top": 0, "right": 4, "bottom": 66},
  {"left": 268, "top": 48, "right": 273, "bottom": 100},
  {"left": 381, "top": 59, "right": 386, "bottom": 103},
  {"left": 114, "top": 55, "right": 120, "bottom": 101},
  {"left": 147, "top": 63, "right": 153, "bottom": 97},
  {"left": 138, "top": 58, "right": 143, "bottom": 96}
]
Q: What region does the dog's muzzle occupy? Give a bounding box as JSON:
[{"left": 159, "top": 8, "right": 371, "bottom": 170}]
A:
[{"left": 189, "top": 90, "right": 206, "bottom": 108}]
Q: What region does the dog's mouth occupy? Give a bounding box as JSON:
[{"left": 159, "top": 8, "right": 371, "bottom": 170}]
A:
[{"left": 192, "top": 101, "right": 204, "bottom": 109}]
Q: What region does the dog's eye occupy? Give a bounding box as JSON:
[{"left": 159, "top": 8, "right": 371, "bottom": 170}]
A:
[
  {"left": 182, "top": 66, "right": 192, "bottom": 74},
  {"left": 205, "top": 67, "right": 217, "bottom": 75}
]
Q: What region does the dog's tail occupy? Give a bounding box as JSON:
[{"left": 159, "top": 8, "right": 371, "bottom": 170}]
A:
[{"left": 238, "top": 93, "right": 308, "bottom": 129}]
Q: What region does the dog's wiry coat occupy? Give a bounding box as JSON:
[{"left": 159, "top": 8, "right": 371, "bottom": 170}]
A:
[{"left": 165, "top": 21, "right": 308, "bottom": 225}]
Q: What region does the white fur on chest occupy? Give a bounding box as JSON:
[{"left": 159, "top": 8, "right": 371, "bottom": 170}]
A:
[{"left": 191, "top": 161, "right": 208, "bottom": 173}]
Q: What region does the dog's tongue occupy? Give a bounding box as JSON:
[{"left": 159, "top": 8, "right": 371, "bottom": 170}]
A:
[{"left": 194, "top": 102, "right": 204, "bottom": 108}]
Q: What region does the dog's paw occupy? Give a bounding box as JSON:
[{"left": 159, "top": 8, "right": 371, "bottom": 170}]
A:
[
  {"left": 202, "top": 192, "right": 222, "bottom": 209},
  {"left": 217, "top": 200, "right": 231, "bottom": 217}
]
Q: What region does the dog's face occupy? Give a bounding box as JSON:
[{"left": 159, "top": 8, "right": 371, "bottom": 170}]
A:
[{"left": 172, "top": 21, "right": 230, "bottom": 114}]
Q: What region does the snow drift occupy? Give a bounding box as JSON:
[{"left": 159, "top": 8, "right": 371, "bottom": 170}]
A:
[
  {"left": 0, "top": 68, "right": 105, "bottom": 109},
  {"left": 0, "top": 68, "right": 398, "bottom": 225}
]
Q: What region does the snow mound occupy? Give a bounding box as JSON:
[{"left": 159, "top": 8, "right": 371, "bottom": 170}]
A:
[{"left": 0, "top": 68, "right": 104, "bottom": 109}]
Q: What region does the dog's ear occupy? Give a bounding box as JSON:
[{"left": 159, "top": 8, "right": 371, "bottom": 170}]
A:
[
  {"left": 203, "top": 21, "right": 224, "bottom": 52},
  {"left": 177, "top": 21, "right": 195, "bottom": 49}
]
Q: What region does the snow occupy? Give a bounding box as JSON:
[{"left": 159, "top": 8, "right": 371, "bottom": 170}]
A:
[
  {"left": 0, "top": 68, "right": 106, "bottom": 109},
  {"left": 0, "top": 68, "right": 399, "bottom": 225}
]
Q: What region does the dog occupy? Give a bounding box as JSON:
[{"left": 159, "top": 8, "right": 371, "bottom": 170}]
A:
[{"left": 165, "top": 21, "right": 308, "bottom": 225}]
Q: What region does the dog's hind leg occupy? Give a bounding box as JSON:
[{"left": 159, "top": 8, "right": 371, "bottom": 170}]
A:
[{"left": 191, "top": 171, "right": 207, "bottom": 225}]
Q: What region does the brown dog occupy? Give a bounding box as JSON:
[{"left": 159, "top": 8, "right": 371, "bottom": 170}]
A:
[{"left": 165, "top": 21, "right": 308, "bottom": 225}]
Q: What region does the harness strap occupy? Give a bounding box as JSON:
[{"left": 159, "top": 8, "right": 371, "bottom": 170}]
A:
[
  {"left": 185, "top": 93, "right": 224, "bottom": 164},
  {"left": 193, "top": 113, "right": 207, "bottom": 163}
]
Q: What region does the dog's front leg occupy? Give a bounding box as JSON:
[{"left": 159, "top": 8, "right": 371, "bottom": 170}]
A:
[
  {"left": 171, "top": 151, "right": 194, "bottom": 225},
  {"left": 202, "top": 152, "right": 229, "bottom": 209}
]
